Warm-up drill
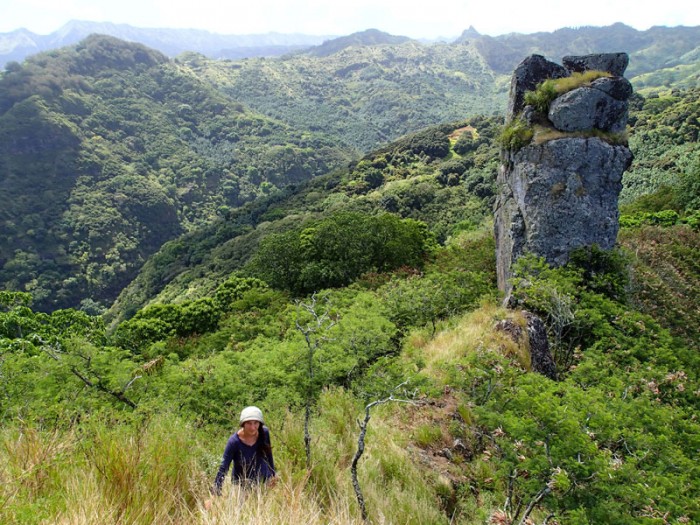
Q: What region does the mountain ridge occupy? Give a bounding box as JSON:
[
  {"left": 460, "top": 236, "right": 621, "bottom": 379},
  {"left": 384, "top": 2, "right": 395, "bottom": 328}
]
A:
[
  {"left": 0, "top": 20, "right": 335, "bottom": 67},
  {"left": 0, "top": 35, "right": 354, "bottom": 312},
  {"left": 1, "top": 29, "right": 698, "bottom": 314},
  {"left": 3, "top": 21, "right": 699, "bottom": 72}
]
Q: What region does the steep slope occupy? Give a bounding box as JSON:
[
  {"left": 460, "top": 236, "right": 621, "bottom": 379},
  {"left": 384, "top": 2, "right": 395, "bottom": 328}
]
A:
[
  {"left": 463, "top": 23, "right": 700, "bottom": 78},
  {"left": 0, "top": 35, "right": 353, "bottom": 312},
  {"left": 307, "top": 28, "right": 413, "bottom": 57},
  {"left": 108, "top": 117, "right": 502, "bottom": 321},
  {"left": 2, "top": 188, "right": 698, "bottom": 524},
  {"left": 0, "top": 80, "right": 699, "bottom": 524},
  {"left": 108, "top": 82, "right": 700, "bottom": 321},
  {"left": 2, "top": 26, "right": 698, "bottom": 314},
  {"left": 191, "top": 25, "right": 700, "bottom": 153},
  {"left": 192, "top": 40, "right": 506, "bottom": 152},
  {"left": 621, "top": 87, "right": 700, "bottom": 203}
]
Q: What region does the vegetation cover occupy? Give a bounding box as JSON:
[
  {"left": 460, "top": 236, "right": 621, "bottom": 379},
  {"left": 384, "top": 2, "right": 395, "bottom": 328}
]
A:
[
  {"left": 2, "top": 32, "right": 699, "bottom": 314},
  {"left": 1, "top": 33, "right": 699, "bottom": 524},
  {"left": 2, "top": 216, "right": 699, "bottom": 523},
  {"left": 106, "top": 116, "right": 501, "bottom": 321},
  {"left": 0, "top": 35, "right": 354, "bottom": 313},
  {"left": 2, "top": 97, "right": 700, "bottom": 525}
]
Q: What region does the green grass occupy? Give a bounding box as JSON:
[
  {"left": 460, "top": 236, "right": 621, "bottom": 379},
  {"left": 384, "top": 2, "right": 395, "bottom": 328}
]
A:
[
  {"left": 498, "top": 119, "right": 534, "bottom": 151},
  {"left": 524, "top": 70, "right": 612, "bottom": 114}
]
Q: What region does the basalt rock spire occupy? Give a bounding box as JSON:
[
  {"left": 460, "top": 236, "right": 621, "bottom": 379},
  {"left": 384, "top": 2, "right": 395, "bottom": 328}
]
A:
[{"left": 495, "top": 53, "right": 633, "bottom": 298}]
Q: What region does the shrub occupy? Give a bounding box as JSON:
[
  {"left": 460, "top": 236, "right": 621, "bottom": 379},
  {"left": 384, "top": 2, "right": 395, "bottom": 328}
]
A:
[
  {"left": 405, "top": 129, "right": 451, "bottom": 159},
  {"left": 498, "top": 119, "right": 534, "bottom": 151},
  {"left": 567, "top": 245, "right": 630, "bottom": 302},
  {"left": 619, "top": 210, "right": 681, "bottom": 228},
  {"left": 453, "top": 132, "right": 478, "bottom": 155},
  {"left": 246, "top": 213, "right": 435, "bottom": 295},
  {"left": 524, "top": 80, "right": 559, "bottom": 114}
]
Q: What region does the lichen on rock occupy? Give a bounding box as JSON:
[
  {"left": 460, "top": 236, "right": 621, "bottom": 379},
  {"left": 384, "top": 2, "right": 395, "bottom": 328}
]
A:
[{"left": 495, "top": 53, "right": 634, "bottom": 298}]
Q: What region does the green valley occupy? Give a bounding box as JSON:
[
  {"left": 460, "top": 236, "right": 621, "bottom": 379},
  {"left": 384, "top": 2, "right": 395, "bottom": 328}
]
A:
[
  {"left": 0, "top": 35, "right": 353, "bottom": 313},
  {"left": 0, "top": 26, "right": 699, "bottom": 524}
]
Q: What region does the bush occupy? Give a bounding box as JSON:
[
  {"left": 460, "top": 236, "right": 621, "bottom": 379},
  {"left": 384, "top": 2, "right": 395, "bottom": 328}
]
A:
[
  {"left": 453, "top": 132, "right": 478, "bottom": 155},
  {"left": 246, "top": 212, "right": 435, "bottom": 295},
  {"left": 620, "top": 210, "right": 681, "bottom": 228},
  {"left": 524, "top": 79, "right": 558, "bottom": 114},
  {"left": 567, "top": 245, "right": 630, "bottom": 302},
  {"left": 404, "top": 129, "right": 451, "bottom": 159},
  {"left": 498, "top": 119, "right": 534, "bottom": 151}
]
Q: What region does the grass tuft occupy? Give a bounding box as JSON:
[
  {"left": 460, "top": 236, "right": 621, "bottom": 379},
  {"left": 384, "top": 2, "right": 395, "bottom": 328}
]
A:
[
  {"left": 524, "top": 70, "right": 612, "bottom": 114},
  {"left": 532, "top": 124, "right": 628, "bottom": 146},
  {"left": 498, "top": 119, "right": 534, "bottom": 151}
]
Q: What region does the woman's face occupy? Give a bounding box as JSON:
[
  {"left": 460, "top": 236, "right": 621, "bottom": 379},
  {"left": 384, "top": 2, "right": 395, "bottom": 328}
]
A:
[{"left": 242, "top": 420, "right": 260, "bottom": 434}]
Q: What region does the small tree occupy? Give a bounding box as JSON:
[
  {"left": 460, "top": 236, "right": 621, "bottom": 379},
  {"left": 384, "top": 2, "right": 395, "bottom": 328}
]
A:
[{"left": 294, "top": 293, "right": 337, "bottom": 469}]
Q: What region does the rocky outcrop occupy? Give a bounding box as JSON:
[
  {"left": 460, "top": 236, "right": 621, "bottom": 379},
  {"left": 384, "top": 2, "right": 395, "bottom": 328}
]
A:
[
  {"left": 506, "top": 54, "right": 569, "bottom": 123},
  {"left": 523, "top": 312, "right": 558, "bottom": 380},
  {"left": 548, "top": 84, "right": 629, "bottom": 133},
  {"left": 495, "top": 312, "right": 558, "bottom": 380},
  {"left": 496, "top": 53, "right": 633, "bottom": 297},
  {"left": 562, "top": 53, "right": 629, "bottom": 76}
]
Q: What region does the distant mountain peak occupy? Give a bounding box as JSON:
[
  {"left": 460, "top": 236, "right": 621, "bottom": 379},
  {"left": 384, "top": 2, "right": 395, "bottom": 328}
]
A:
[
  {"left": 454, "top": 26, "right": 481, "bottom": 43},
  {"left": 0, "top": 21, "right": 332, "bottom": 68},
  {"left": 352, "top": 28, "right": 399, "bottom": 38},
  {"left": 69, "top": 34, "right": 168, "bottom": 73},
  {"left": 308, "top": 28, "right": 412, "bottom": 57}
]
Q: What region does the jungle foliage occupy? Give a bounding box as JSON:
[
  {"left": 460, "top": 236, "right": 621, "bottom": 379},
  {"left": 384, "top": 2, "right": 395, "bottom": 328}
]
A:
[
  {"left": 107, "top": 116, "right": 502, "bottom": 321},
  {"left": 0, "top": 35, "right": 354, "bottom": 313},
  {"left": 2, "top": 33, "right": 699, "bottom": 316},
  {"left": 1, "top": 77, "right": 700, "bottom": 522},
  {"left": 1, "top": 212, "right": 699, "bottom": 523}
]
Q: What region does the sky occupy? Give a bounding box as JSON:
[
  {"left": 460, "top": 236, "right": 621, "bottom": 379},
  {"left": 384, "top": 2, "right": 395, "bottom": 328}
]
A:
[{"left": 0, "top": 0, "right": 697, "bottom": 39}]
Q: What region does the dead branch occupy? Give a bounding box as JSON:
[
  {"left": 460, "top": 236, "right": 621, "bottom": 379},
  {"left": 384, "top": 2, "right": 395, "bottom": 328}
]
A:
[
  {"left": 36, "top": 336, "right": 137, "bottom": 409},
  {"left": 351, "top": 381, "right": 418, "bottom": 522},
  {"left": 517, "top": 485, "right": 552, "bottom": 525},
  {"left": 295, "top": 292, "right": 337, "bottom": 470}
]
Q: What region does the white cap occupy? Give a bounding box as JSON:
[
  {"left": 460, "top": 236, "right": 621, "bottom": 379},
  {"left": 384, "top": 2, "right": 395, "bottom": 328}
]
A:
[{"left": 239, "top": 406, "right": 264, "bottom": 425}]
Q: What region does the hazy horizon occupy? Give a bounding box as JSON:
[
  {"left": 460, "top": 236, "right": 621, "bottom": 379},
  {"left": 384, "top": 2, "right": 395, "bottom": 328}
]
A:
[{"left": 0, "top": 0, "right": 696, "bottom": 40}]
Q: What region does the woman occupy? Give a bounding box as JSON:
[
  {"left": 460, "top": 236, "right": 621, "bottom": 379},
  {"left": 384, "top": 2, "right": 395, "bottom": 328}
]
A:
[{"left": 212, "top": 406, "right": 277, "bottom": 495}]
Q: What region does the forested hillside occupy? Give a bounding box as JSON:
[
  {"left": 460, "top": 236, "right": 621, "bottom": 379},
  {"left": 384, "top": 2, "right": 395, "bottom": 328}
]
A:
[
  {"left": 1, "top": 28, "right": 699, "bottom": 315},
  {"left": 106, "top": 87, "right": 700, "bottom": 322},
  {"left": 622, "top": 88, "right": 700, "bottom": 204},
  {"left": 190, "top": 24, "right": 700, "bottom": 151},
  {"left": 0, "top": 35, "right": 353, "bottom": 313},
  {"left": 107, "top": 116, "right": 501, "bottom": 320},
  {"left": 1, "top": 25, "right": 699, "bottom": 519},
  {"left": 188, "top": 37, "right": 506, "bottom": 152},
  {"left": 1, "top": 124, "right": 698, "bottom": 523},
  {"left": 463, "top": 23, "right": 700, "bottom": 78}
]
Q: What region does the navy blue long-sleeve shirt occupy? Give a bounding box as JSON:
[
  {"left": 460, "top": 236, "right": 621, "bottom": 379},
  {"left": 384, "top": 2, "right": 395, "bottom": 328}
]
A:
[{"left": 214, "top": 426, "right": 275, "bottom": 493}]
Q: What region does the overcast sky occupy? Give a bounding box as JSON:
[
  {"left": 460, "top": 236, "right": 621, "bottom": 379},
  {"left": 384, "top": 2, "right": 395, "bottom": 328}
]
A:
[{"left": 0, "top": 0, "right": 697, "bottom": 38}]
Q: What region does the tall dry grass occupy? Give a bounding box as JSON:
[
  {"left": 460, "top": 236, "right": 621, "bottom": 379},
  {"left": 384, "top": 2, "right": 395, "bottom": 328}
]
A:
[
  {"left": 2, "top": 305, "right": 524, "bottom": 524},
  {"left": 1, "top": 396, "right": 454, "bottom": 524},
  {"left": 407, "top": 301, "right": 529, "bottom": 382}
]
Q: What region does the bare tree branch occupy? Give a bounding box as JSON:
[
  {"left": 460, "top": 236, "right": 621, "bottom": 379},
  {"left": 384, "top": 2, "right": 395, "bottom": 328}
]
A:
[
  {"left": 36, "top": 336, "right": 137, "bottom": 409},
  {"left": 351, "top": 381, "right": 418, "bottom": 522},
  {"left": 295, "top": 292, "right": 337, "bottom": 470},
  {"left": 517, "top": 485, "right": 552, "bottom": 525}
]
